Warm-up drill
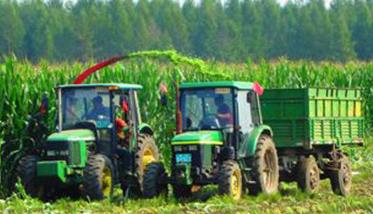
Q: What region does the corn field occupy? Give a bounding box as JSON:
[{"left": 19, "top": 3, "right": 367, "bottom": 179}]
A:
[{"left": 0, "top": 51, "right": 372, "bottom": 197}]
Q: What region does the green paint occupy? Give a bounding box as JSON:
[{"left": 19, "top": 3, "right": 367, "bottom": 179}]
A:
[
  {"left": 37, "top": 161, "right": 67, "bottom": 183},
  {"left": 180, "top": 81, "right": 254, "bottom": 90},
  {"left": 47, "top": 129, "right": 95, "bottom": 142},
  {"left": 238, "top": 125, "right": 272, "bottom": 157},
  {"left": 138, "top": 123, "right": 154, "bottom": 135},
  {"left": 58, "top": 83, "right": 142, "bottom": 90},
  {"left": 172, "top": 131, "right": 223, "bottom": 145},
  {"left": 260, "top": 88, "right": 364, "bottom": 148},
  {"left": 172, "top": 141, "right": 223, "bottom": 145}
]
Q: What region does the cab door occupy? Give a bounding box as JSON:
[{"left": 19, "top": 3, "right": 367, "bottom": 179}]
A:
[{"left": 236, "top": 90, "right": 255, "bottom": 150}]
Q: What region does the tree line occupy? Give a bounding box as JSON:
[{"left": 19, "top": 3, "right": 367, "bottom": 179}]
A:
[{"left": 0, "top": 0, "right": 372, "bottom": 62}]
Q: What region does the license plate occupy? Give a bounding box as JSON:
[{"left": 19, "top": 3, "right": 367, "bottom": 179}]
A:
[{"left": 176, "top": 153, "right": 191, "bottom": 163}]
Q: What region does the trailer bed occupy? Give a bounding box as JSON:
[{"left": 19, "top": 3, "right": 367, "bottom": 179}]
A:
[{"left": 260, "top": 88, "right": 364, "bottom": 149}]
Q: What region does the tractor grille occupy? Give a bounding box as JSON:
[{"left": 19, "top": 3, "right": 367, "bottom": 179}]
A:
[
  {"left": 69, "top": 141, "right": 82, "bottom": 166},
  {"left": 44, "top": 141, "right": 86, "bottom": 167},
  {"left": 44, "top": 141, "right": 70, "bottom": 163}
]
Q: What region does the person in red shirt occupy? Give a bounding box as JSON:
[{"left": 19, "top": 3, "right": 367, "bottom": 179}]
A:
[{"left": 116, "top": 97, "right": 130, "bottom": 146}]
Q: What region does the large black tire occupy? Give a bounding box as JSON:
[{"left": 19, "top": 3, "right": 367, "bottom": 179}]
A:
[
  {"left": 297, "top": 156, "right": 320, "bottom": 193},
  {"left": 330, "top": 155, "right": 352, "bottom": 196},
  {"left": 250, "top": 134, "right": 279, "bottom": 195},
  {"left": 218, "top": 160, "right": 242, "bottom": 200},
  {"left": 172, "top": 184, "right": 192, "bottom": 200},
  {"left": 83, "top": 154, "right": 114, "bottom": 200},
  {"left": 17, "top": 155, "right": 45, "bottom": 199},
  {"left": 134, "top": 134, "right": 159, "bottom": 192},
  {"left": 143, "top": 162, "right": 168, "bottom": 198}
]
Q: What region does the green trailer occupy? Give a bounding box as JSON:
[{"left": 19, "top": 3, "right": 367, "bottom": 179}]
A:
[{"left": 261, "top": 88, "right": 364, "bottom": 195}]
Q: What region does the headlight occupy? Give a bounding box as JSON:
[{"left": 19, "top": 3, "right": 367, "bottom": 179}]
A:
[
  {"left": 47, "top": 151, "right": 56, "bottom": 156},
  {"left": 189, "top": 145, "right": 198, "bottom": 151},
  {"left": 174, "top": 146, "right": 183, "bottom": 152},
  {"left": 46, "top": 150, "right": 69, "bottom": 156}
]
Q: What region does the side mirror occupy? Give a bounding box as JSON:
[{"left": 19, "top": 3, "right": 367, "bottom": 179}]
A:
[
  {"left": 246, "top": 91, "right": 254, "bottom": 103},
  {"left": 39, "top": 93, "right": 49, "bottom": 116},
  {"left": 159, "top": 82, "right": 168, "bottom": 106}
]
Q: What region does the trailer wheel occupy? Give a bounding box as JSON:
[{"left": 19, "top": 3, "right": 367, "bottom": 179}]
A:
[
  {"left": 330, "top": 155, "right": 352, "bottom": 196},
  {"left": 17, "top": 155, "right": 45, "bottom": 199},
  {"left": 143, "top": 162, "right": 168, "bottom": 198},
  {"left": 250, "top": 134, "right": 279, "bottom": 195},
  {"left": 135, "top": 134, "right": 159, "bottom": 192},
  {"left": 83, "top": 154, "right": 113, "bottom": 200},
  {"left": 172, "top": 184, "right": 192, "bottom": 200},
  {"left": 297, "top": 156, "right": 320, "bottom": 193},
  {"left": 218, "top": 160, "right": 242, "bottom": 200}
]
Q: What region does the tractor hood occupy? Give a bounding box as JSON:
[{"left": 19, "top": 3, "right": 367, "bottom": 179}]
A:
[
  {"left": 171, "top": 131, "right": 223, "bottom": 145},
  {"left": 47, "top": 129, "right": 95, "bottom": 142}
]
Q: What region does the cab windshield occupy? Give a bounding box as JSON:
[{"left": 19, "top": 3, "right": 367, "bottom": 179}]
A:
[
  {"left": 60, "top": 87, "right": 112, "bottom": 130},
  {"left": 180, "top": 88, "right": 234, "bottom": 131}
]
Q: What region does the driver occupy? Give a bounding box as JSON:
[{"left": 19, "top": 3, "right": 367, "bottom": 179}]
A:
[
  {"left": 86, "top": 96, "right": 109, "bottom": 120},
  {"left": 214, "top": 95, "right": 233, "bottom": 127}
]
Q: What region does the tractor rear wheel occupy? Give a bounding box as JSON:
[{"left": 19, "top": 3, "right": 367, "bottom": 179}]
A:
[
  {"left": 330, "top": 155, "right": 352, "bottom": 196},
  {"left": 134, "top": 134, "right": 159, "bottom": 193},
  {"left": 17, "top": 155, "right": 45, "bottom": 199},
  {"left": 83, "top": 154, "right": 114, "bottom": 200},
  {"left": 249, "top": 134, "right": 279, "bottom": 195},
  {"left": 143, "top": 162, "right": 168, "bottom": 198},
  {"left": 172, "top": 184, "right": 192, "bottom": 200},
  {"left": 297, "top": 156, "right": 320, "bottom": 193},
  {"left": 218, "top": 160, "right": 242, "bottom": 200}
]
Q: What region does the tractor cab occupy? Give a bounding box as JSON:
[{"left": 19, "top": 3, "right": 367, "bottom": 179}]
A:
[
  {"left": 53, "top": 84, "right": 143, "bottom": 155},
  {"left": 177, "top": 82, "right": 263, "bottom": 149}
]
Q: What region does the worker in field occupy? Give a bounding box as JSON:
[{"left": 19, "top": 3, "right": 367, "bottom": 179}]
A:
[
  {"left": 116, "top": 95, "right": 131, "bottom": 145},
  {"left": 115, "top": 96, "right": 132, "bottom": 171},
  {"left": 214, "top": 94, "right": 233, "bottom": 127}
]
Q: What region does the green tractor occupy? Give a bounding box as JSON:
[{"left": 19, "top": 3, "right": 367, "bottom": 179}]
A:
[
  {"left": 143, "top": 81, "right": 279, "bottom": 200},
  {"left": 17, "top": 83, "right": 159, "bottom": 200}
]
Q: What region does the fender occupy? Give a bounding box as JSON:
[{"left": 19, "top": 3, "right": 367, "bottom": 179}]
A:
[
  {"left": 238, "top": 125, "right": 273, "bottom": 158},
  {"left": 138, "top": 123, "right": 154, "bottom": 136}
]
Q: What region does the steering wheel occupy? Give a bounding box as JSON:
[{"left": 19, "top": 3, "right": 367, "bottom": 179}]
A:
[{"left": 199, "top": 113, "right": 221, "bottom": 130}]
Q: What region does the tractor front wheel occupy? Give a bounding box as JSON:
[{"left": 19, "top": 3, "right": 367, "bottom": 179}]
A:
[
  {"left": 330, "top": 155, "right": 352, "bottom": 196},
  {"left": 17, "top": 155, "right": 45, "bottom": 199},
  {"left": 83, "top": 154, "right": 114, "bottom": 200},
  {"left": 249, "top": 134, "right": 279, "bottom": 195},
  {"left": 142, "top": 162, "right": 168, "bottom": 198},
  {"left": 218, "top": 160, "right": 243, "bottom": 200}
]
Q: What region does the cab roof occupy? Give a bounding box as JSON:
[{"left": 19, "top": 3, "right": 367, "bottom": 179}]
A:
[
  {"left": 180, "top": 81, "right": 253, "bottom": 90},
  {"left": 58, "top": 83, "right": 143, "bottom": 90}
]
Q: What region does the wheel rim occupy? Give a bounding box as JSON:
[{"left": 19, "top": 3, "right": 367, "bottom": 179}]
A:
[
  {"left": 142, "top": 148, "right": 156, "bottom": 169},
  {"left": 101, "top": 167, "right": 112, "bottom": 197},
  {"left": 263, "top": 149, "right": 275, "bottom": 190},
  {"left": 341, "top": 161, "right": 352, "bottom": 191},
  {"left": 230, "top": 168, "right": 242, "bottom": 200},
  {"left": 309, "top": 164, "right": 320, "bottom": 190}
]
